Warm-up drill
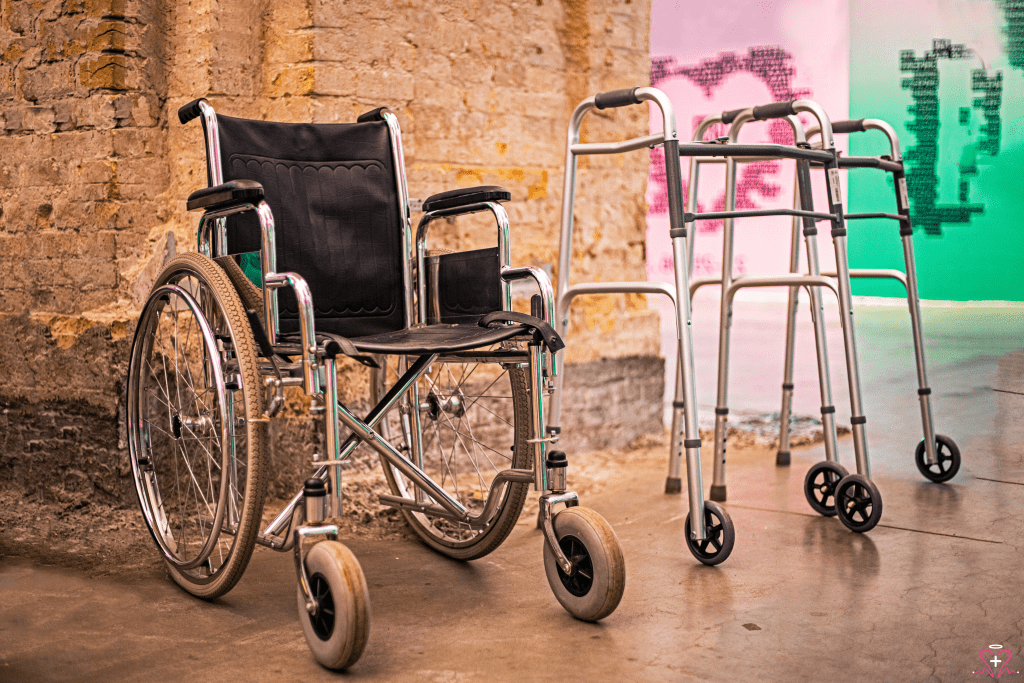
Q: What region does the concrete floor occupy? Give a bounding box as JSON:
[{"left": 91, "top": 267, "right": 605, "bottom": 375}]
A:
[{"left": 2, "top": 299, "right": 1024, "bottom": 682}]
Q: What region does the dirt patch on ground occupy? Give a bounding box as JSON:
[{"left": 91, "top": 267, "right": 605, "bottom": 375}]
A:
[
  {"left": 0, "top": 413, "right": 837, "bottom": 575},
  {"left": 0, "top": 466, "right": 412, "bottom": 581}
]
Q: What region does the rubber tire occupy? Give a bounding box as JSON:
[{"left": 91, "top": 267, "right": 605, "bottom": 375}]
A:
[
  {"left": 835, "top": 474, "right": 883, "bottom": 533},
  {"left": 915, "top": 434, "right": 961, "bottom": 483},
  {"left": 131, "top": 252, "right": 267, "bottom": 599},
  {"left": 543, "top": 507, "right": 625, "bottom": 622},
  {"left": 684, "top": 500, "right": 736, "bottom": 566},
  {"left": 372, "top": 356, "right": 532, "bottom": 561},
  {"left": 298, "top": 541, "right": 371, "bottom": 671},
  {"left": 803, "top": 461, "right": 850, "bottom": 517},
  {"left": 214, "top": 255, "right": 264, "bottom": 326}
]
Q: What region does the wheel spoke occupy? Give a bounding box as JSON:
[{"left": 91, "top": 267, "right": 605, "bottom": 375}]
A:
[{"left": 381, "top": 351, "right": 527, "bottom": 550}]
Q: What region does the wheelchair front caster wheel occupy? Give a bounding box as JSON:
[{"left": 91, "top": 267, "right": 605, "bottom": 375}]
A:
[
  {"left": 803, "top": 461, "right": 849, "bottom": 517},
  {"left": 684, "top": 501, "right": 735, "bottom": 566},
  {"left": 298, "top": 541, "right": 371, "bottom": 670},
  {"left": 835, "top": 475, "right": 883, "bottom": 533},
  {"left": 915, "top": 434, "right": 960, "bottom": 483},
  {"left": 543, "top": 507, "right": 625, "bottom": 622}
]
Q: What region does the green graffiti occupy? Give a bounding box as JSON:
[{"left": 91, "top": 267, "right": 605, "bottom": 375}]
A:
[
  {"left": 898, "top": 39, "right": 1003, "bottom": 235},
  {"left": 1001, "top": 0, "right": 1024, "bottom": 71}
]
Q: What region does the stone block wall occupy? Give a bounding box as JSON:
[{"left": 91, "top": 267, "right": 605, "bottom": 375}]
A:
[{"left": 0, "top": 0, "right": 662, "bottom": 505}]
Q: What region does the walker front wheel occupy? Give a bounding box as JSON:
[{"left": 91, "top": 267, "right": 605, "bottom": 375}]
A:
[
  {"left": 915, "top": 434, "right": 960, "bottom": 483},
  {"left": 835, "top": 475, "right": 883, "bottom": 533},
  {"left": 803, "top": 461, "right": 849, "bottom": 517},
  {"left": 684, "top": 501, "right": 735, "bottom": 566}
]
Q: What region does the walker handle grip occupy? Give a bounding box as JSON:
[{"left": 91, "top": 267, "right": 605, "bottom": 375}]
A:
[
  {"left": 721, "top": 108, "right": 746, "bottom": 125},
  {"left": 178, "top": 98, "right": 209, "bottom": 125},
  {"left": 751, "top": 100, "right": 797, "bottom": 121},
  {"left": 831, "top": 119, "right": 866, "bottom": 134},
  {"left": 594, "top": 88, "right": 641, "bottom": 110}
]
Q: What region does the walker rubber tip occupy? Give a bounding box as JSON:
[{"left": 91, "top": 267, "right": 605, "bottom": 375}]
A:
[
  {"left": 776, "top": 450, "right": 791, "bottom": 466},
  {"left": 709, "top": 485, "right": 727, "bottom": 502},
  {"left": 664, "top": 477, "right": 682, "bottom": 494}
]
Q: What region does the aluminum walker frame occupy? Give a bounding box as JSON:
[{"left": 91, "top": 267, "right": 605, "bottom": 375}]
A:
[
  {"left": 679, "top": 100, "right": 883, "bottom": 533},
  {"left": 549, "top": 86, "right": 736, "bottom": 565},
  {"left": 773, "top": 117, "right": 961, "bottom": 482}
]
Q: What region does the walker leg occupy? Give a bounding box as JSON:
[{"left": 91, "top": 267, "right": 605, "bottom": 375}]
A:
[
  {"left": 664, "top": 138, "right": 707, "bottom": 535},
  {"left": 777, "top": 284, "right": 798, "bottom": 466},
  {"left": 824, "top": 161, "right": 871, "bottom": 478},
  {"left": 777, "top": 171, "right": 805, "bottom": 467},
  {"left": 666, "top": 355, "right": 684, "bottom": 493},
  {"left": 900, "top": 232, "right": 938, "bottom": 463},
  {"left": 795, "top": 160, "right": 841, "bottom": 465},
  {"left": 709, "top": 157, "right": 739, "bottom": 503}
]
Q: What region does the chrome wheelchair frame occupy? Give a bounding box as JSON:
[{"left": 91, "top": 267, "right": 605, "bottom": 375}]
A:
[{"left": 126, "top": 99, "right": 626, "bottom": 671}]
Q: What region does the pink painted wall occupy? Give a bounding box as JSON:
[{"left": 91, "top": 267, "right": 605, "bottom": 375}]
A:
[{"left": 645, "top": 0, "right": 851, "bottom": 300}]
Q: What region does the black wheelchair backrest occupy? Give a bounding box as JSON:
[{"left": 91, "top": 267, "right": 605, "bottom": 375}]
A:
[{"left": 215, "top": 114, "right": 406, "bottom": 338}]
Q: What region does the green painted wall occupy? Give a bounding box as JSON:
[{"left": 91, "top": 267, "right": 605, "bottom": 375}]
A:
[{"left": 847, "top": 0, "right": 1024, "bottom": 301}]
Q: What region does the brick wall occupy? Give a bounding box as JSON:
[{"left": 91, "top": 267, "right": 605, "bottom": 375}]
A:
[{"left": 0, "top": 0, "right": 661, "bottom": 503}]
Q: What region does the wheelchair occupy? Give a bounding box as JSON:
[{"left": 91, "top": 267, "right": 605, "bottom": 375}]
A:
[{"left": 125, "top": 99, "right": 626, "bottom": 670}]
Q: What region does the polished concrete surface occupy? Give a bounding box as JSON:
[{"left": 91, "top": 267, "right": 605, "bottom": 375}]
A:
[{"left": 2, "top": 300, "right": 1023, "bottom": 682}]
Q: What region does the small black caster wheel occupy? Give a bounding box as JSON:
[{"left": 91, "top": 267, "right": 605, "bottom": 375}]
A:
[
  {"left": 915, "top": 434, "right": 960, "bottom": 483},
  {"left": 803, "top": 461, "right": 849, "bottom": 517},
  {"left": 298, "top": 541, "right": 371, "bottom": 670},
  {"left": 684, "top": 501, "right": 735, "bottom": 566},
  {"left": 835, "top": 474, "right": 883, "bottom": 533},
  {"left": 543, "top": 507, "right": 626, "bottom": 622}
]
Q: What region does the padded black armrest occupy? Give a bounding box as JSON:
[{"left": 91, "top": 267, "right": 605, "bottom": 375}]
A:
[
  {"left": 186, "top": 180, "right": 265, "bottom": 212},
  {"left": 422, "top": 186, "right": 511, "bottom": 213}
]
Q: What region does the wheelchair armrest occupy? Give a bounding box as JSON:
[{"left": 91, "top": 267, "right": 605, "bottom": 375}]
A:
[
  {"left": 187, "top": 180, "right": 265, "bottom": 212},
  {"left": 422, "top": 186, "right": 511, "bottom": 213}
]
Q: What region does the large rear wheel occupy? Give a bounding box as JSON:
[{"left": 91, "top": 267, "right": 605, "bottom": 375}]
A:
[
  {"left": 127, "top": 252, "right": 267, "bottom": 599},
  {"left": 371, "top": 348, "right": 532, "bottom": 560}
]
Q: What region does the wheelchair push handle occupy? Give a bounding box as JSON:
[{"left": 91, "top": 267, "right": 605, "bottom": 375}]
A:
[
  {"left": 751, "top": 100, "right": 798, "bottom": 121},
  {"left": 830, "top": 119, "right": 866, "bottom": 134},
  {"left": 178, "top": 98, "right": 210, "bottom": 125},
  {"left": 594, "top": 87, "right": 642, "bottom": 110}
]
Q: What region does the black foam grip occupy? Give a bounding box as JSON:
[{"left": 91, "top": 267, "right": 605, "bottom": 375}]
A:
[
  {"left": 357, "top": 107, "right": 386, "bottom": 123},
  {"left": 178, "top": 98, "right": 208, "bottom": 125},
  {"left": 831, "top": 119, "right": 866, "bottom": 134},
  {"left": 594, "top": 88, "right": 640, "bottom": 110},
  {"left": 751, "top": 100, "right": 797, "bottom": 121},
  {"left": 721, "top": 107, "right": 746, "bottom": 125}
]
